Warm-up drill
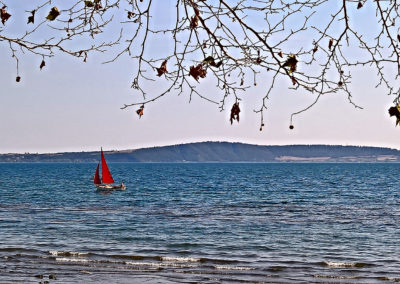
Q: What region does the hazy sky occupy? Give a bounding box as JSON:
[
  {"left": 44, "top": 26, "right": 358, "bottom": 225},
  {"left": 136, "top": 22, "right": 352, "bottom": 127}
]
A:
[{"left": 0, "top": 1, "right": 399, "bottom": 153}]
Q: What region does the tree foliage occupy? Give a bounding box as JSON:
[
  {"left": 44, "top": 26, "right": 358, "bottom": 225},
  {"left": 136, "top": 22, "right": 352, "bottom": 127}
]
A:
[{"left": 1, "top": 0, "right": 400, "bottom": 128}]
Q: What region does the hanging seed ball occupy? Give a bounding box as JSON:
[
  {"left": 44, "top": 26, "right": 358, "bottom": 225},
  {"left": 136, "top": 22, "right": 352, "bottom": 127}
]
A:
[
  {"left": 289, "top": 125, "right": 294, "bottom": 130},
  {"left": 16, "top": 76, "right": 21, "bottom": 82}
]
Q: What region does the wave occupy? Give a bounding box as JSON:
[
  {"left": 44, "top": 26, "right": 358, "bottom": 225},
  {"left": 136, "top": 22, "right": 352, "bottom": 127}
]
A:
[
  {"left": 322, "top": 261, "right": 372, "bottom": 268},
  {"left": 160, "top": 256, "right": 200, "bottom": 262},
  {"left": 215, "top": 265, "right": 254, "bottom": 271},
  {"left": 55, "top": 257, "right": 91, "bottom": 263},
  {"left": 314, "top": 274, "right": 361, "bottom": 279},
  {"left": 47, "top": 251, "right": 254, "bottom": 272},
  {"left": 49, "top": 250, "right": 89, "bottom": 257}
]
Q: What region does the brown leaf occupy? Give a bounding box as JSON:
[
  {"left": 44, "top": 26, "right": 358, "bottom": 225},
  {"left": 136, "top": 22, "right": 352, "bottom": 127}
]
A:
[
  {"left": 1, "top": 6, "right": 11, "bottom": 25},
  {"left": 136, "top": 105, "right": 144, "bottom": 118},
  {"left": 313, "top": 46, "right": 318, "bottom": 53},
  {"left": 328, "top": 39, "right": 333, "bottom": 50},
  {"left": 46, "top": 7, "right": 60, "bottom": 21},
  {"left": 278, "top": 51, "right": 283, "bottom": 58},
  {"left": 190, "top": 15, "right": 199, "bottom": 29},
  {"left": 397, "top": 34, "right": 400, "bottom": 42},
  {"left": 388, "top": 105, "right": 400, "bottom": 126},
  {"left": 40, "top": 60, "right": 46, "bottom": 70},
  {"left": 290, "top": 76, "right": 297, "bottom": 85},
  {"left": 156, "top": 60, "right": 168, "bottom": 77},
  {"left": 85, "top": 1, "right": 95, "bottom": 7},
  {"left": 230, "top": 103, "right": 240, "bottom": 124},
  {"left": 282, "top": 55, "right": 298, "bottom": 73},
  {"left": 27, "top": 10, "right": 35, "bottom": 24},
  {"left": 210, "top": 61, "right": 222, "bottom": 68},
  {"left": 357, "top": 1, "right": 363, "bottom": 9},
  {"left": 189, "top": 64, "right": 207, "bottom": 81}
]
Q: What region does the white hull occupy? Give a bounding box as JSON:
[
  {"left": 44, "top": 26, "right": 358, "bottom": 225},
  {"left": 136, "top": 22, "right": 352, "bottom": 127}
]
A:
[{"left": 95, "top": 183, "right": 126, "bottom": 191}]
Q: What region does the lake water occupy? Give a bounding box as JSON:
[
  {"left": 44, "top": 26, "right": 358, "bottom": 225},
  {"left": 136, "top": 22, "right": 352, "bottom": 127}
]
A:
[{"left": 0, "top": 163, "right": 399, "bottom": 283}]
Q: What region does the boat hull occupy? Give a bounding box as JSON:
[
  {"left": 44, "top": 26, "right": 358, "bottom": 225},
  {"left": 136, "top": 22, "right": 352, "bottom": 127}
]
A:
[{"left": 95, "top": 183, "right": 126, "bottom": 191}]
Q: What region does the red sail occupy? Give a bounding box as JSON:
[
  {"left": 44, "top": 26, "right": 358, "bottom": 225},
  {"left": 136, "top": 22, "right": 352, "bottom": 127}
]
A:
[
  {"left": 93, "top": 163, "right": 101, "bottom": 185},
  {"left": 101, "top": 148, "right": 114, "bottom": 184}
]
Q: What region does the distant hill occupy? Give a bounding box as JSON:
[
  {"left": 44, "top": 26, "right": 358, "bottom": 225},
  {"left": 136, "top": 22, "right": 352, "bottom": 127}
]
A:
[{"left": 0, "top": 142, "right": 399, "bottom": 162}]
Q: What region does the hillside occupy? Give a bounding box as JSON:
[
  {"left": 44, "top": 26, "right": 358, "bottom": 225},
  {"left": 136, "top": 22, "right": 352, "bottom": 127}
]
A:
[{"left": 0, "top": 142, "right": 399, "bottom": 163}]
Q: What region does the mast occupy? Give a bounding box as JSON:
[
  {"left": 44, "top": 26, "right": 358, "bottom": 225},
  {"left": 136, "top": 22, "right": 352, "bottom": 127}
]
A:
[
  {"left": 93, "top": 163, "right": 101, "bottom": 185},
  {"left": 101, "top": 148, "right": 114, "bottom": 184}
]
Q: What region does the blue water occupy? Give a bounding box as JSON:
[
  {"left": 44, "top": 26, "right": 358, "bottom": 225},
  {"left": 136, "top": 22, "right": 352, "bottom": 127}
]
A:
[{"left": 1, "top": 163, "right": 400, "bottom": 283}]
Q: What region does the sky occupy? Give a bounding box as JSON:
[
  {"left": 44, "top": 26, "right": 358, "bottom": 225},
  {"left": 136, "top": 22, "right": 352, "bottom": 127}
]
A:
[{"left": 0, "top": 1, "right": 399, "bottom": 154}]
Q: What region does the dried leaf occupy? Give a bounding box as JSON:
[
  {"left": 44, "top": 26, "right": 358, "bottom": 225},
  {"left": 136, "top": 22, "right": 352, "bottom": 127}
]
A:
[
  {"left": 190, "top": 15, "right": 198, "bottom": 29},
  {"left": 40, "top": 60, "right": 46, "bottom": 70},
  {"left": 203, "top": 56, "right": 222, "bottom": 68},
  {"left": 189, "top": 64, "right": 207, "bottom": 81},
  {"left": 278, "top": 51, "right": 283, "bottom": 58},
  {"left": 46, "top": 7, "right": 60, "bottom": 21},
  {"left": 282, "top": 55, "right": 298, "bottom": 73},
  {"left": 1, "top": 6, "right": 11, "bottom": 25},
  {"left": 357, "top": 1, "right": 363, "bottom": 9},
  {"left": 290, "top": 76, "right": 297, "bottom": 85},
  {"left": 388, "top": 105, "right": 400, "bottom": 126},
  {"left": 328, "top": 39, "right": 333, "bottom": 50},
  {"left": 203, "top": 56, "right": 215, "bottom": 64},
  {"left": 156, "top": 60, "right": 168, "bottom": 77},
  {"left": 313, "top": 46, "right": 318, "bottom": 54},
  {"left": 85, "top": 1, "right": 95, "bottom": 7},
  {"left": 397, "top": 34, "right": 400, "bottom": 42},
  {"left": 27, "top": 10, "right": 35, "bottom": 24},
  {"left": 210, "top": 61, "right": 222, "bottom": 68},
  {"left": 230, "top": 103, "right": 240, "bottom": 124},
  {"left": 136, "top": 105, "right": 144, "bottom": 118}
]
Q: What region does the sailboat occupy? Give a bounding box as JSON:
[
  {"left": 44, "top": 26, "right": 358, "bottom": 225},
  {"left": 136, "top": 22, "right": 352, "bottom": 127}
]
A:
[{"left": 94, "top": 148, "right": 126, "bottom": 190}]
